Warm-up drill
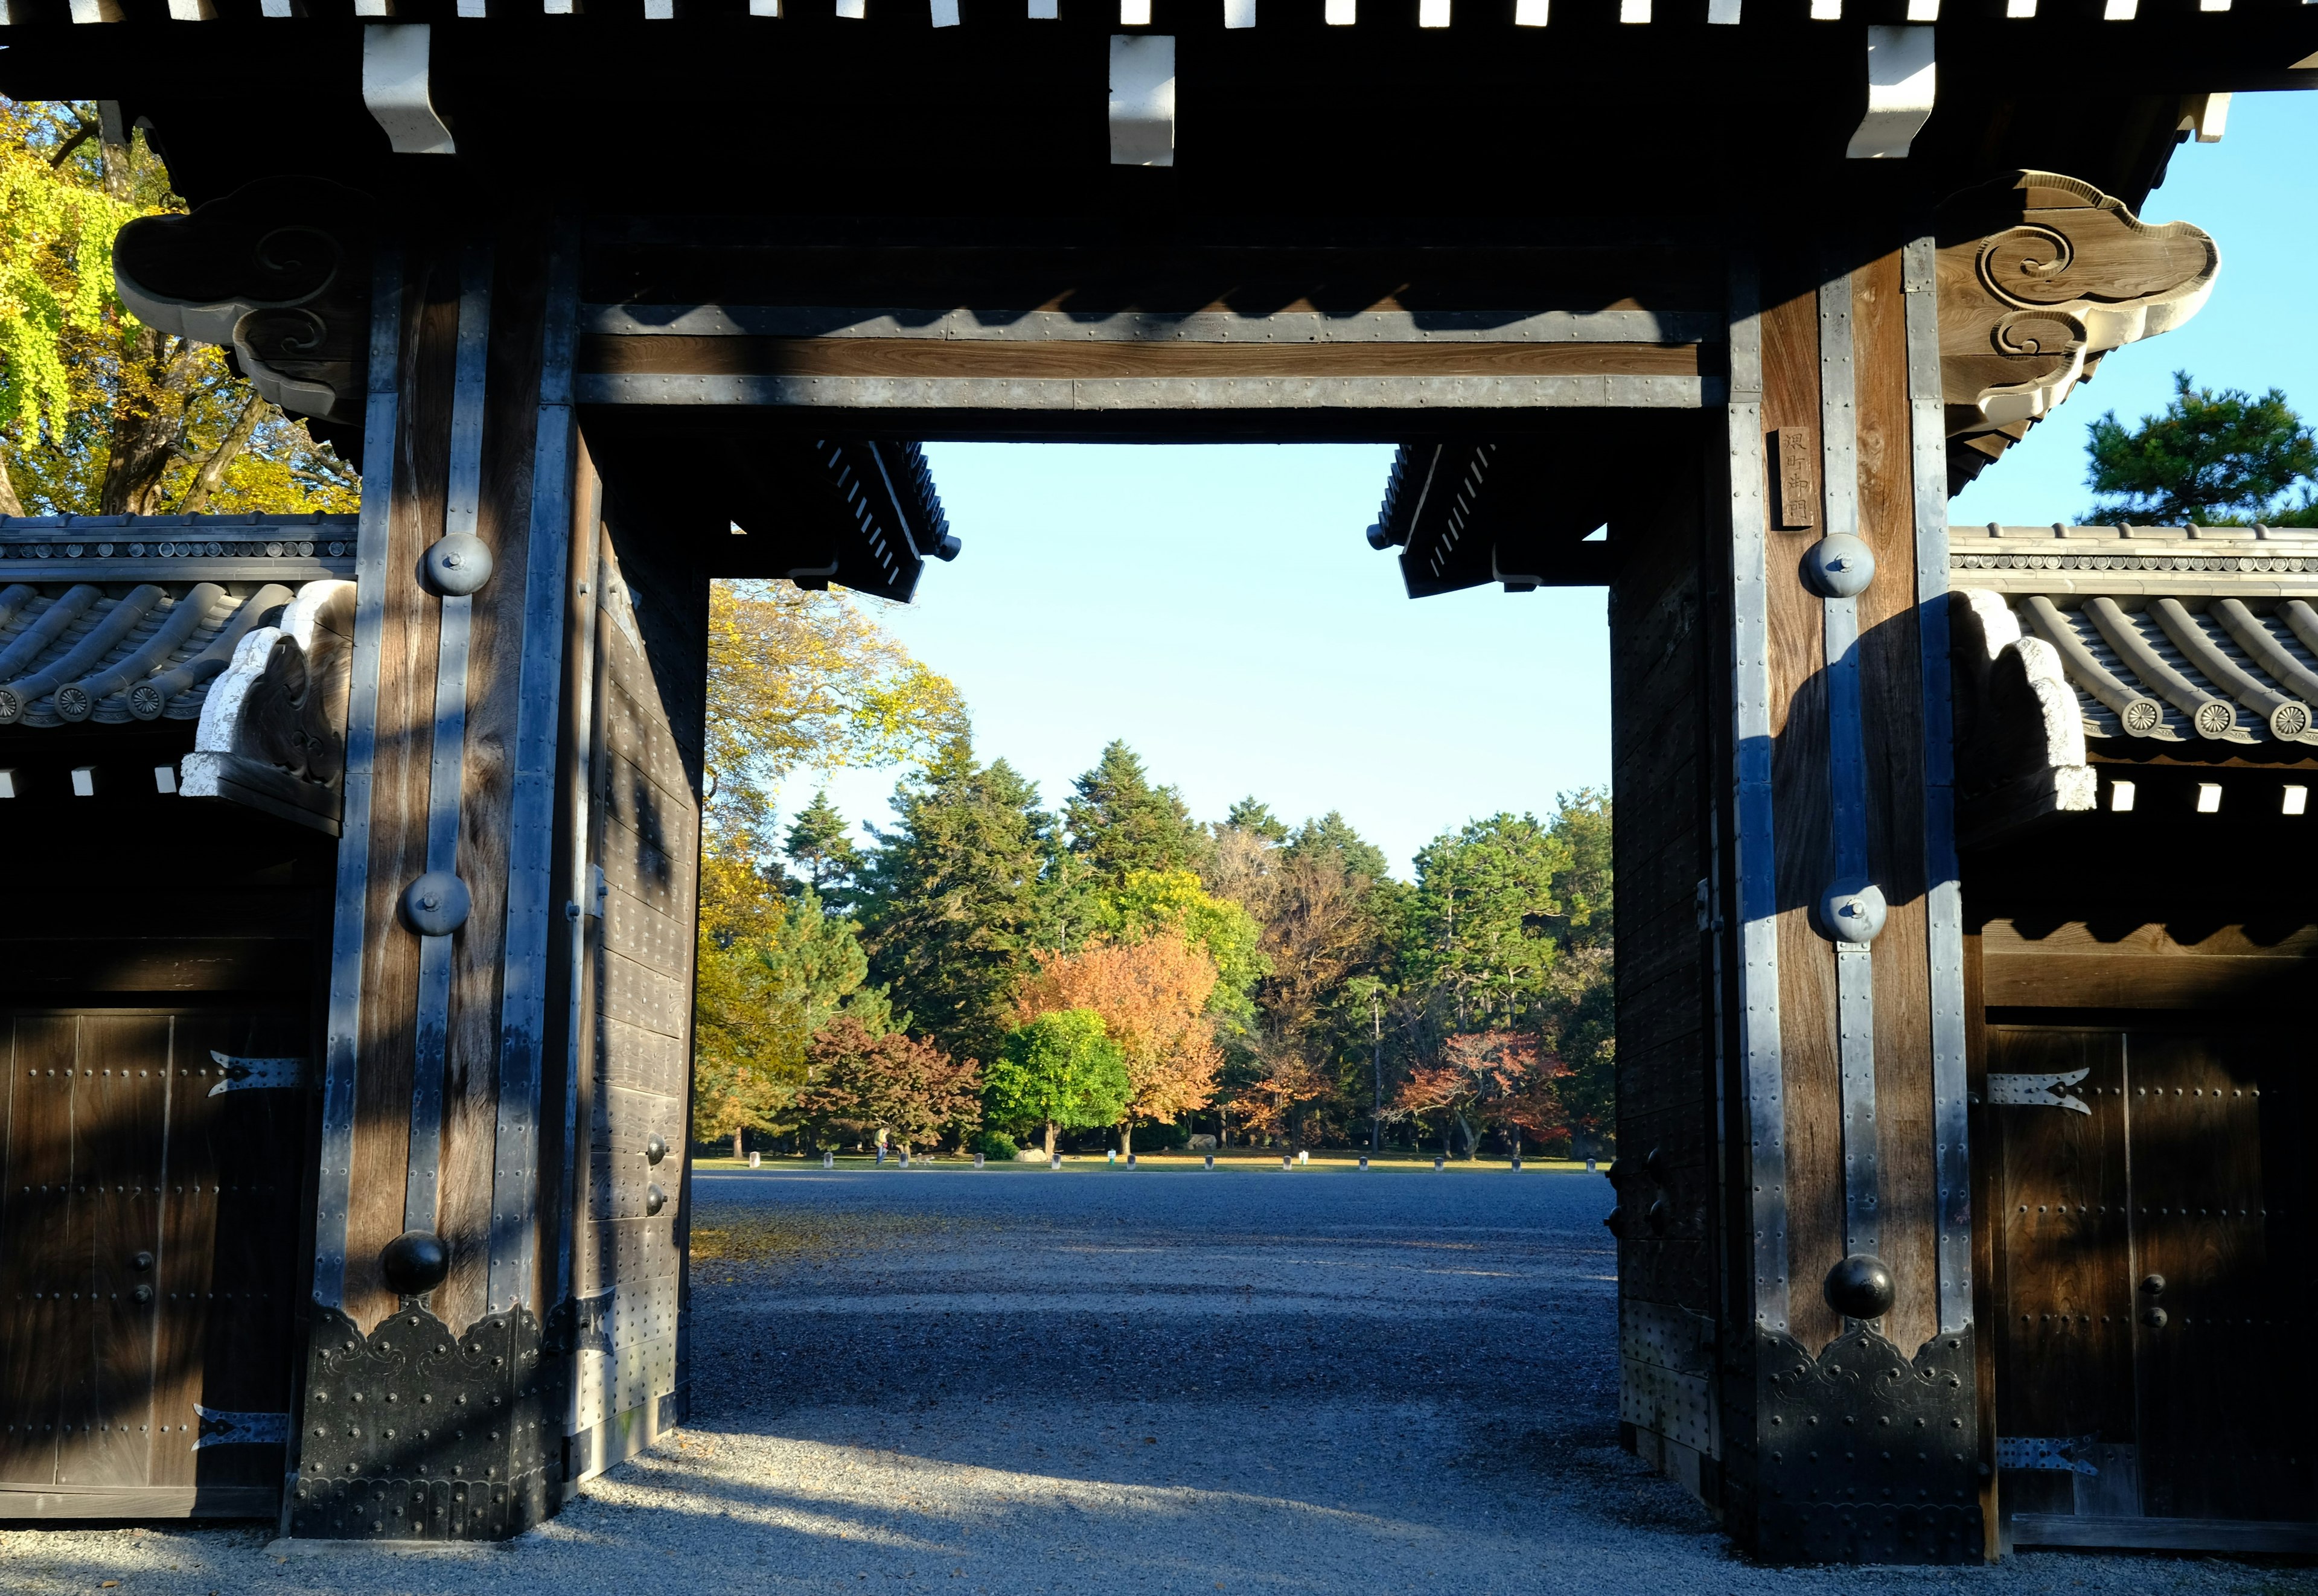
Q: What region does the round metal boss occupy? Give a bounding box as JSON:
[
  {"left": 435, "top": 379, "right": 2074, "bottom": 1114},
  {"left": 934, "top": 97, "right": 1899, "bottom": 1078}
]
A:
[
  {"left": 382, "top": 1228, "right": 451, "bottom": 1296},
  {"left": 401, "top": 871, "right": 471, "bottom": 936},
  {"left": 424, "top": 532, "right": 494, "bottom": 596},
  {"left": 645, "top": 1134, "right": 668, "bottom": 1166},
  {"left": 1819, "top": 881, "right": 1888, "bottom": 945},
  {"left": 1824, "top": 1253, "right": 1895, "bottom": 1320},
  {"left": 644, "top": 1183, "right": 668, "bottom": 1217},
  {"left": 1801, "top": 532, "right": 1876, "bottom": 598}
]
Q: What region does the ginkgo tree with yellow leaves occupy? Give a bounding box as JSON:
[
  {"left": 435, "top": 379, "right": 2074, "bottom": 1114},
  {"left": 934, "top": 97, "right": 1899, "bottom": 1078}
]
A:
[{"left": 0, "top": 99, "right": 357, "bottom": 518}]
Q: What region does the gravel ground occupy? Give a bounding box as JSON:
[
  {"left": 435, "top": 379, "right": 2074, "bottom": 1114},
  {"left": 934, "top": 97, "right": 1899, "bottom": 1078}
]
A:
[{"left": 4, "top": 1164, "right": 2311, "bottom": 1595}]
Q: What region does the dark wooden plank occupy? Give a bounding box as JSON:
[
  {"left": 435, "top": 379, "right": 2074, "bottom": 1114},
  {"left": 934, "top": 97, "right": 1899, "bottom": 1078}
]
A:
[
  {"left": 150, "top": 1010, "right": 305, "bottom": 1493},
  {"left": 1760, "top": 278, "right": 1842, "bottom": 1352},
  {"left": 0, "top": 1483, "right": 278, "bottom": 1518},
  {"left": 2011, "top": 1515, "right": 2318, "bottom": 1554},
  {"left": 436, "top": 220, "right": 552, "bottom": 1335},
  {"left": 1963, "top": 930, "right": 2001, "bottom": 1558},
  {"left": 0, "top": 1016, "right": 72, "bottom": 1486},
  {"left": 344, "top": 240, "right": 462, "bottom": 1331},
  {"left": 2126, "top": 1029, "right": 2311, "bottom": 1523},
  {"left": 1987, "top": 1026, "right": 2134, "bottom": 1523},
  {"left": 1850, "top": 247, "right": 1939, "bottom": 1356},
  {"left": 585, "top": 335, "right": 1705, "bottom": 381},
  {"left": 0, "top": 941, "right": 313, "bottom": 995},
  {"left": 57, "top": 1015, "right": 169, "bottom": 1490}
]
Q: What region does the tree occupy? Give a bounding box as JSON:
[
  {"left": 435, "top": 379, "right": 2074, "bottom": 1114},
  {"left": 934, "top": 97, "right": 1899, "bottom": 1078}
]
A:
[
  {"left": 784, "top": 790, "right": 863, "bottom": 901},
  {"left": 982, "top": 1008, "right": 1131, "bottom": 1158},
  {"left": 1065, "top": 740, "right": 1200, "bottom": 887},
  {"left": 1388, "top": 1030, "right": 1570, "bottom": 1159},
  {"left": 1102, "top": 867, "right": 1268, "bottom": 1021},
  {"left": 1012, "top": 930, "right": 1222, "bottom": 1155},
  {"left": 704, "top": 580, "right": 967, "bottom": 857},
  {"left": 802, "top": 1017, "right": 982, "bottom": 1157},
  {"left": 691, "top": 883, "right": 895, "bottom": 1157},
  {"left": 856, "top": 736, "right": 1053, "bottom": 1067},
  {"left": 1222, "top": 796, "right": 1289, "bottom": 843},
  {"left": 1, "top": 100, "right": 356, "bottom": 519},
  {"left": 2084, "top": 370, "right": 2318, "bottom": 527}
]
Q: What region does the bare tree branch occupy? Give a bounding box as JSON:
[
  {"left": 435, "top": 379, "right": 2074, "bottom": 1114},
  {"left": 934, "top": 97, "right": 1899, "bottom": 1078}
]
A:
[
  {"left": 175, "top": 392, "right": 267, "bottom": 516},
  {"left": 47, "top": 118, "right": 98, "bottom": 170}
]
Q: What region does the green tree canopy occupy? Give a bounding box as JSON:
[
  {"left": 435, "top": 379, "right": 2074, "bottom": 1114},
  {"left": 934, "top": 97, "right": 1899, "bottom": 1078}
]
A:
[
  {"left": 857, "top": 735, "right": 1052, "bottom": 1067},
  {"left": 1065, "top": 739, "right": 1201, "bottom": 887},
  {"left": 784, "top": 790, "right": 863, "bottom": 902},
  {"left": 2084, "top": 370, "right": 2318, "bottom": 527},
  {"left": 1223, "top": 796, "right": 1289, "bottom": 843},
  {"left": 982, "top": 1007, "right": 1131, "bottom": 1158}
]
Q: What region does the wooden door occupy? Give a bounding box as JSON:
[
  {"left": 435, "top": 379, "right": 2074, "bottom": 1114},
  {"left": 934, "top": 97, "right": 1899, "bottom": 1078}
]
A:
[
  {"left": 0, "top": 1010, "right": 307, "bottom": 1517},
  {"left": 1988, "top": 1023, "right": 2317, "bottom": 1541},
  {"left": 2125, "top": 1030, "right": 2312, "bottom": 1523}
]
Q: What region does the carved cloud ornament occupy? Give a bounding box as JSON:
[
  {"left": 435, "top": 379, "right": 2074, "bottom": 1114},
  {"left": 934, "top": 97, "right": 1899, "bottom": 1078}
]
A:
[
  {"left": 1938, "top": 172, "right": 2217, "bottom": 481},
  {"left": 112, "top": 179, "right": 374, "bottom": 431}
]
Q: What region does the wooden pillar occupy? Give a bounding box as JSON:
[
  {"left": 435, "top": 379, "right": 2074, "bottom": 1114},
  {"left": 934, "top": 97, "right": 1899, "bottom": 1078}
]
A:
[
  {"left": 1708, "top": 213, "right": 1980, "bottom": 1563},
  {"left": 291, "top": 210, "right": 587, "bottom": 1540}
]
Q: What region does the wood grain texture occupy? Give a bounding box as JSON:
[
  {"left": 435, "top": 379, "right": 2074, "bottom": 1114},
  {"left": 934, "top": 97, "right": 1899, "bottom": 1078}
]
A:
[
  {"left": 344, "top": 241, "right": 458, "bottom": 1331},
  {"left": 1609, "top": 439, "right": 1714, "bottom": 1320},
  {"left": 1981, "top": 919, "right": 2318, "bottom": 1010},
  {"left": 0, "top": 1016, "right": 72, "bottom": 1486},
  {"left": 1851, "top": 248, "right": 1937, "bottom": 1357},
  {"left": 584, "top": 336, "right": 1703, "bottom": 381},
  {"left": 1760, "top": 278, "right": 1841, "bottom": 1352},
  {"left": 436, "top": 225, "right": 551, "bottom": 1335},
  {"left": 1962, "top": 931, "right": 2000, "bottom": 1558}
]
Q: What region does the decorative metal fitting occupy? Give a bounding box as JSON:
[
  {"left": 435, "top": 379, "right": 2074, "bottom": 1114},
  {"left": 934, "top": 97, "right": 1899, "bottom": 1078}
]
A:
[
  {"left": 423, "top": 532, "right": 493, "bottom": 596},
  {"left": 1823, "top": 1252, "right": 1895, "bottom": 1320},
  {"left": 644, "top": 1183, "right": 667, "bottom": 1216},
  {"left": 1801, "top": 532, "right": 1876, "bottom": 598},
  {"left": 381, "top": 1228, "right": 450, "bottom": 1296},
  {"left": 645, "top": 1134, "right": 668, "bottom": 1166},
  {"left": 1819, "top": 881, "right": 1887, "bottom": 945},
  {"left": 401, "top": 871, "right": 470, "bottom": 936}
]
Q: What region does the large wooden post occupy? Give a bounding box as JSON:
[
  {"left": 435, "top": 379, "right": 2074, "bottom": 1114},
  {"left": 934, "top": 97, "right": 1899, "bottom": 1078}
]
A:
[
  {"left": 1707, "top": 210, "right": 1981, "bottom": 1563},
  {"left": 292, "top": 210, "right": 590, "bottom": 1540}
]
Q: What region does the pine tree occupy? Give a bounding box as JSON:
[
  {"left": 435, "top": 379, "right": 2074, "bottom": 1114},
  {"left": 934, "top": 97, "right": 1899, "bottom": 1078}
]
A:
[
  {"left": 855, "top": 736, "right": 1053, "bottom": 1067},
  {"left": 2084, "top": 371, "right": 2318, "bottom": 526},
  {"left": 1065, "top": 739, "right": 1199, "bottom": 887},
  {"left": 1224, "top": 796, "right": 1289, "bottom": 843},
  {"left": 783, "top": 790, "right": 863, "bottom": 903}
]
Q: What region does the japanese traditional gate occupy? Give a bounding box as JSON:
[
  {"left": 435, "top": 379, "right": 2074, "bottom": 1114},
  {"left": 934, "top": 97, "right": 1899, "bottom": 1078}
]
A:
[{"left": 2, "top": 0, "right": 2316, "bottom": 1561}]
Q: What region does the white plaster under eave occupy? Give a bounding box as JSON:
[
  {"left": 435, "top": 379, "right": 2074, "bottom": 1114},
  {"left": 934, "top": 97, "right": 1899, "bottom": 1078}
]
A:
[{"left": 1847, "top": 27, "right": 1936, "bottom": 160}]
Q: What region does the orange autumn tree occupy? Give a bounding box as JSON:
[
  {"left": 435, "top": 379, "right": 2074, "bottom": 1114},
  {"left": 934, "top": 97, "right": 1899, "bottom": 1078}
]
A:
[
  {"left": 1012, "top": 929, "right": 1221, "bottom": 1157},
  {"left": 1388, "top": 1029, "right": 1571, "bottom": 1160}
]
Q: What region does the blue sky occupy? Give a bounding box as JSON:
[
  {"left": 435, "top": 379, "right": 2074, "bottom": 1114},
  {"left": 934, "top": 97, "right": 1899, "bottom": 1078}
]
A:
[{"left": 796, "top": 92, "right": 2318, "bottom": 879}]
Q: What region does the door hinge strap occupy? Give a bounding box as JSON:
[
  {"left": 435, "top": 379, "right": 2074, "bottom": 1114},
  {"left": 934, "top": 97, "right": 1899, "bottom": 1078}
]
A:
[
  {"left": 1986, "top": 1068, "right": 2092, "bottom": 1113},
  {"left": 208, "top": 1050, "right": 308, "bottom": 1094},
  {"left": 193, "top": 1405, "right": 289, "bottom": 1449},
  {"left": 1996, "top": 1434, "right": 2099, "bottom": 1473}
]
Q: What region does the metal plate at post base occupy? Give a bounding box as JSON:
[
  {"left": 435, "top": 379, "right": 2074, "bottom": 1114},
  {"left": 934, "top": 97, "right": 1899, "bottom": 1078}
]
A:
[
  {"left": 287, "top": 1304, "right": 566, "bottom": 1542},
  {"left": 1751, "top": 1322, "right": 1984, "bottom": 1565}
]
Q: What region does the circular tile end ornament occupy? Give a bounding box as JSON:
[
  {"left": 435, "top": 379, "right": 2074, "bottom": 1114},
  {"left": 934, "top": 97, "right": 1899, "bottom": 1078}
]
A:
[{"left": 401, "top": 871, "right": 471, "bottom": 936}]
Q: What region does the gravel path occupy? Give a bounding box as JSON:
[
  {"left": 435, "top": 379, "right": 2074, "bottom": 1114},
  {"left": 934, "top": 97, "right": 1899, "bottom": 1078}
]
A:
[{"left": 4, "top": 1164, "right": 2311, "bottom": 1594}]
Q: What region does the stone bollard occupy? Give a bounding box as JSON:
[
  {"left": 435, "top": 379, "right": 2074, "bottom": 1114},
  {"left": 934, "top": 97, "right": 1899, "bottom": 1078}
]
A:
[
  {"left": 1586, "top": 1157, "right": 1597, "bottom": 1173},
  {"left": 975, "top": 1152, "right": 985, "bottom": 1169},
  {"left": 1050, "top": 1153, "right": 1062, "bottom": 1170},
  {"left": 823, "top": 1151, "right": 834, "bottom": 1170},
  {"left": 1434, "top": 1155, "right": 1445, "bottom": 1170},
  {"left": 1359, "top": 1155, "right": 1368, "bottom": 1171},
  {"left": 1511, "top": 1153, "right": 1522, "bottom": 1172},
  {"left": 1204, "top": 1154, "right": 1215, "bottom": 1170},
  {"left": 1127, "top": 1153, "right": 1137, "bottom": 1169},
  {"left": 1282, "top": 1154, "right": 1292, "bottom": 1171},
  {"left": 901, "top": 1149, "right": 911, "bottom": 1169},
  {"left": 750, "top": 1151, "right": 761, "bottom": 1169}
]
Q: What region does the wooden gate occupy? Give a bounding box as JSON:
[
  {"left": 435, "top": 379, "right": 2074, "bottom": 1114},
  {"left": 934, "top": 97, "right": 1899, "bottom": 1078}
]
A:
[
  {"left": 0, "top": 1009, "right": 307, "bottom": 1518},
  {"left": 1987, "top": 1024, "right": 2317, "bottom": 1551}
]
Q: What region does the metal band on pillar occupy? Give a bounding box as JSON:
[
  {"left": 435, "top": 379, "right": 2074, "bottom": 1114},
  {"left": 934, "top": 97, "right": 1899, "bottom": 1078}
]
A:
[
  {"left": 405, "top": 240, "right": 493, "bottom": 1242},
  {"left": 1903, "top": 233, "right": 1973, "bottom": 1336},
  {"left": 1815, "top": 267, "right": 1882, "bottom": 1272},
  {"left": 1725, "top": 255, "right": 1789, "bottom": 1334},
  {"left": 313, "top": 239, "right": 406, "bottom": 1310},
  {"left": 489, "top": 224, "right": 582, "bottom": 1316}
]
